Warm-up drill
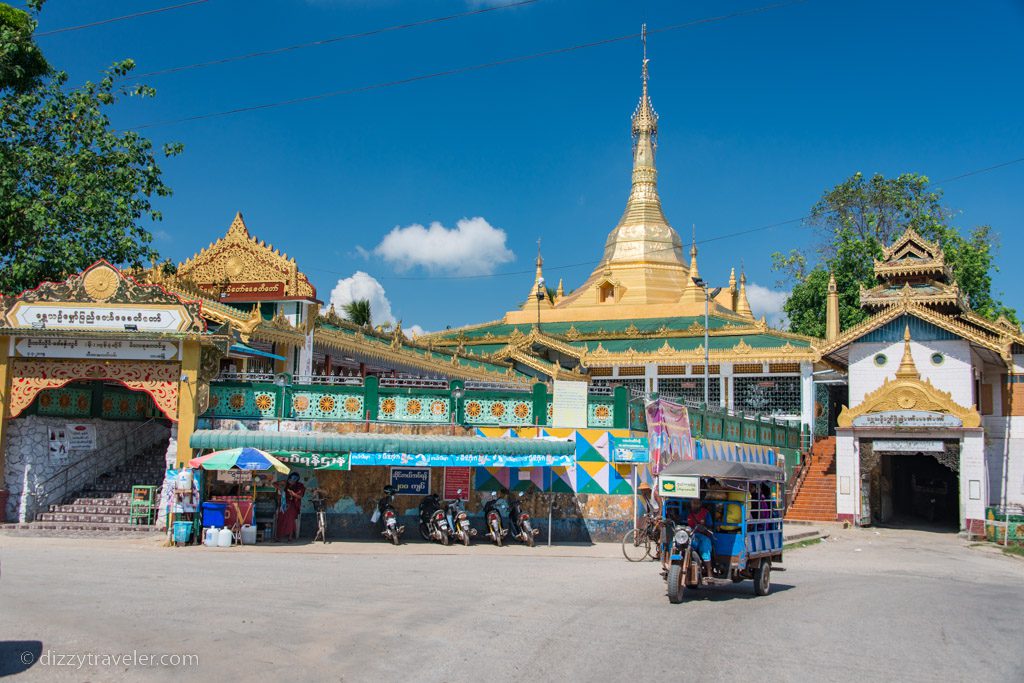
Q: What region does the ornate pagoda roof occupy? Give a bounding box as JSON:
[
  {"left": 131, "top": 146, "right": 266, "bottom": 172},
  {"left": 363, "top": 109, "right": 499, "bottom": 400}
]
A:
[
  {"left": 872, "top": 228, "right": 953, "bottom": 283},
  {"left": 173, "top": 213, "right": 318, "bottom": 301}
]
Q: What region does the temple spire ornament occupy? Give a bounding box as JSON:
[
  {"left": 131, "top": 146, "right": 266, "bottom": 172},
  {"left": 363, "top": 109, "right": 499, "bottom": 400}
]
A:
[
  {"left": 736, "top": 271, "right": 753, "bottom": 318},
  {"left": 896, "top": 324, "right": 919, "bottom": 379}
]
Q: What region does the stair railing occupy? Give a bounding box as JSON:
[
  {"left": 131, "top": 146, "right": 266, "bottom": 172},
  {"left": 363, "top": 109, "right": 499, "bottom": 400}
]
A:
[
  {"left": 784, "top": 436, "right": 815, "bottom": 512},
  {"left": 29, "top": 418, "right": 163, "bottom": 516}
]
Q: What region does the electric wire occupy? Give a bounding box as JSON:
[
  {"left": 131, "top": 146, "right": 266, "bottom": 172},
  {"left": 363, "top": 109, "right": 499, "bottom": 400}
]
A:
[
  {"left": 303, "top": 155, "right": 1024, "bottom": 282},
  {"left": 134, "top": 0, "right": 542, "bottom": 80},
  {"left": 127, "top": 0, "right": 810, "bottom": 130},
  {"left": 36, "top": 0, "right": 212, "bottom": 37}
]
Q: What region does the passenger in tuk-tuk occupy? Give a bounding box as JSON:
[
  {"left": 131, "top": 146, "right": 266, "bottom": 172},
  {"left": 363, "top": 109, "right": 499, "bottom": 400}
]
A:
[{"left": 687, "top": 498, "right": 714, "bottom": 584}]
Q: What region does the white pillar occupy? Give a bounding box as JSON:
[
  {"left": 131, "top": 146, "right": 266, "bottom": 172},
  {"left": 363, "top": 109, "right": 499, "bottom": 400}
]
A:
[
  {"left": 835, "top": 430, "right": 858, "bottom": 523},
  {"left": 722, "top": 362, "right": 734, "bottom": 412},
  {"left": 800, "top": 361, "right": 814, "bottom": 433},
  {"left": 960, "top": 430, "right": 987, "bottom": 534}
]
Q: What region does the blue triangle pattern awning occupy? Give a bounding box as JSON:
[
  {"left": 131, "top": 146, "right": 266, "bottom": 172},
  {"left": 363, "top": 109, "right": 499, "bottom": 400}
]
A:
[{"left": 695, "top": 438, "right": 776, "bottom": 466}]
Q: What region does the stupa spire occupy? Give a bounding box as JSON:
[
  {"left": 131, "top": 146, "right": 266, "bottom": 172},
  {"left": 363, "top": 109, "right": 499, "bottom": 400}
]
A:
[
  {"left": 736, "top": 271, "right": 753, "bottom": 317},
  {"left": 600, "top": 27, "right": 681, "bottom": 266},
  {"left": 896, "top": 323, "right": 920, "bottom": 379}
]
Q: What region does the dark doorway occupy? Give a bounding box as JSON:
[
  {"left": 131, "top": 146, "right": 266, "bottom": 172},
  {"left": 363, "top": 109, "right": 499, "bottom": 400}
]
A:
[{"left": 886, "top": 454, "right": 959, "bottom": 529}]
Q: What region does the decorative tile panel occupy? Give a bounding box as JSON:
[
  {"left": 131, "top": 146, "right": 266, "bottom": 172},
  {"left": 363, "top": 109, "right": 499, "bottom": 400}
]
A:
[
  {"left": 463, "top": 398, "right": 534, "bottom": 426},
  {"left": 101, "top": 391, "right": 153, "bottom": 420},
  {"left": 292, "top": 391, "right": 363, "bottom": 420},
  {"left": 378, "top": 395, "right": 449, "bottom": 423},
  {"left": 36, "top": 387, "right": 91, "bottom": 418},
  {"left": 207, "top": 385, "right": 277, "bottom": 419},
  {"left": 588, "top": 402, "right": 614, "bottom": 428}
]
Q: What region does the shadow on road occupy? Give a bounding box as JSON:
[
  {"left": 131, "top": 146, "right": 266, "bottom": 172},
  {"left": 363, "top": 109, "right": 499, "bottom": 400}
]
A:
[
  {"left": 0, "top": 640, "right": 42, "bottom": 677},
  {"left": 664, "top": 583, "right": 795, "bottom": 602}
]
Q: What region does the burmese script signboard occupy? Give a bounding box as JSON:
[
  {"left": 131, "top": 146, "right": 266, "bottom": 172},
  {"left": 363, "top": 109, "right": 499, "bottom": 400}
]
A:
[
  {"left": 852, "top": 411, "right": 962, "bottom": 429},
  {"left": 6, "top": 303, "right": 190, "bottom": 333},
  {"left": 552, "top": 380, "right": 588, "bottom": 429},
  {"left": 202, "top": 281, "right": 286, "bottom": 302},
  {"left": 14, "top": 338, "right": 179, "bottom": 361}
]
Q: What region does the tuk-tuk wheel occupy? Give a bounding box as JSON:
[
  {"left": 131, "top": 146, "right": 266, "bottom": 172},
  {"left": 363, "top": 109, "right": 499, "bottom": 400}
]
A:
[
  {"left": 754, "top": 559, "right": 771, "bottom": 596},
  {"left": 667, "top": 565, "right": 685, "bottom": 604}
]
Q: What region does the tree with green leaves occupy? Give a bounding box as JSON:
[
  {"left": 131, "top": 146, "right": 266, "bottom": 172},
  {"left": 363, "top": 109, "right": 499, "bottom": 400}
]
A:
[
  {"left": 1, "top": 1, "right": 181, "bottom": 296},
  {"left": 0, "top": 1, "right": 48, "bottom": 93},
  {"left": 343, "top": 299, "right": 373, "bottom": 327},
  {"left": 773, "top": 172, "right": 1016, "bottom": 337}
]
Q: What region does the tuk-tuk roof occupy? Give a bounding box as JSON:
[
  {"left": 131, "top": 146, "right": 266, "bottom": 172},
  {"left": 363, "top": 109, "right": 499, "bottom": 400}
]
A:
[{"left": 660, "top": 458, "right": 784, "bottom": 482}]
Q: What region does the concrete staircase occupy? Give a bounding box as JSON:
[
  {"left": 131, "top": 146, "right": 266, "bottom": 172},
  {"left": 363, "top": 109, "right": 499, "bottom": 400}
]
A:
[
  {"left": 2, "top": 444, "right": 166, "bottom": 534},
  {"left": 785, "top": 436, "right": 838, "bottom": 523}
]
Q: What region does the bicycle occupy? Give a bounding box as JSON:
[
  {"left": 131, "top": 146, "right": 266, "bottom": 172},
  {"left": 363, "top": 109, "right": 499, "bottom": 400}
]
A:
[{"left": 622, "top": 512, "right": 664, "bottom": 562}]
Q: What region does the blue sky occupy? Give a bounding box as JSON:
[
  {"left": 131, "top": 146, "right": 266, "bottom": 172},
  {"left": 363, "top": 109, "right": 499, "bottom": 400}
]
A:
[{"left": 29, "top": 0, "right": 1024, "bottom": 332}]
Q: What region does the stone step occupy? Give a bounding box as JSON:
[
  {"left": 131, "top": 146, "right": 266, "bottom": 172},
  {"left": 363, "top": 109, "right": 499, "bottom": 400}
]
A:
[
  {"left": 36, "top": 512, "right": 134, "bottom": 524},
  {"left": 50, "top": 503, "right": 131, "bottom": 514},
  {"left": 0, "top": 522, "right": 161, "bottom": 535}
]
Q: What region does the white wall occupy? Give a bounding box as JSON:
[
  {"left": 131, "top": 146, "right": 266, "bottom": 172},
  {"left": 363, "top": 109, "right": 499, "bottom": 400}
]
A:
[
  {"left": 3, "top": 416, "right": 169, "bottom": 522},
  {"left": 835, "top": 430, "right": 858, "bottom": 520},
  {"left": 848, "top": 339, "right": 974, "bottom": 408}
]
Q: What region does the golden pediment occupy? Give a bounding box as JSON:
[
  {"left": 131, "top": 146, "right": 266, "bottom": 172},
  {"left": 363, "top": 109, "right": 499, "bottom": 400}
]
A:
[
  {"left": 175, "top": 213, "right": 316, "bottom": 300},
  {"left": 836, "top": 325, "right": 980, "bottom": 428}
]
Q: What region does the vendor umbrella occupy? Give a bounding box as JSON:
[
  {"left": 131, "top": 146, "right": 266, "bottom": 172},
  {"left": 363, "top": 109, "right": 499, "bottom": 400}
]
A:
[{"left": 189, "top": 447, "right": 291, "bottom": 474}]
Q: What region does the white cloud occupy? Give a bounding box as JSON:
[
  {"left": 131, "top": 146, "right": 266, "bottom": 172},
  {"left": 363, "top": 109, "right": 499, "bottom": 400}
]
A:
[
  {"left": 373, "top": 217, "right": 515, "bottom": 276},
  {"left": 329, "top": 271, "right": 394, "bottom": 326},
  {"left": 745, "top": 283, "right": 790, "bottom": 328},
  {"left": 406, "top": 324, "right": 428, "bottom": 338}
]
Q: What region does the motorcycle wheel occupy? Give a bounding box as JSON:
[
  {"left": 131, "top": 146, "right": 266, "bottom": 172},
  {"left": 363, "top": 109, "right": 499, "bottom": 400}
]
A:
[
  {"left": 389, "top": 530, "right": 401, "bottom": 546},
  {"left": 418, "top": 522, "right": 431, "bottom": 542},
  {"left": 667, "top": 564, "right": 685, "bottom": 604},
  {"left": 492, "top": 522, "right": 503, "bottom": 547},
  {"left": 441, "top": 531, "right": 450, "bottom": 546},
  {"left": 463, "top": 531, "right": 471, "bottom": 547},
  {"left": 621, "top": 528, "right": 649, "bottom": 562},
  {"left": 523, "top": 522, "right": 535, "bottom": 547}
]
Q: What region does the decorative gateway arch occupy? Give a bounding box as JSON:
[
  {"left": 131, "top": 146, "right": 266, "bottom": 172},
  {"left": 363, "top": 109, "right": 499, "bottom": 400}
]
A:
[
  {"left": 835, "top": 326, "right": 984, "bottom": 531},
  {"left": 0, "top": 261, "right": 231, "bottom": 476}
]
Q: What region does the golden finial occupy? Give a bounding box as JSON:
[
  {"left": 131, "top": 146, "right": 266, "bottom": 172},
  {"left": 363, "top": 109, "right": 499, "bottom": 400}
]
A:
[
  {"left": 736, "top": 269, "right": 752, "bottom": 317},
  {"left": 896, "top": 323, "right": 919, "bottom": 379},
  {"left": 632, "top": 24, "right": 658, "bottom": 139}
]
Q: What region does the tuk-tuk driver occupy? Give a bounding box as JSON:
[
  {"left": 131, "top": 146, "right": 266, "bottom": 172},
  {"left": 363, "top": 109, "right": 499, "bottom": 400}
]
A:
[{"left": 688, "top": 498, "right": 714, "bottom": 584}]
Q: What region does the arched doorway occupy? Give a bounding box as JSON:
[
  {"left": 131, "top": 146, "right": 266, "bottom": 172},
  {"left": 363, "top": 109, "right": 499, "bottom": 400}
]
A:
[{"left": 862, "top": 440, "right": 960, "bottom": 529}]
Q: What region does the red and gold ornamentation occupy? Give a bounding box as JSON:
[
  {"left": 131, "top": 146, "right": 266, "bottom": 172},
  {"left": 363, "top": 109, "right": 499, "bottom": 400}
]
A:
[
  {"left": 465, "top": 401, "right": 482, "bottom": 419},
  {"left": 343, "top": 397, "right": 362, "bottom": 414},
  {"left": 255, "top": 393, "right": 274, "bottom": 411},
  {"left": 490, "top": 402, "right": 506, "bottom": 418},
  {"left": 8, "top": 359, "right": 180, "bottom": 420},
  {"left": 430, "top": 400, "right": 447, "bottom": 415},
  {"left": 380, "top": 397, "right": 397, "bottom": 415},
  {"left": 318, "top": 395, "right": 337, "bottom": 413},
  {"left": 513, "top": 402, "right": 530, "bottom": 419},
  {"left": 406, "top": 399, "right": 422, "bottom": 415}
]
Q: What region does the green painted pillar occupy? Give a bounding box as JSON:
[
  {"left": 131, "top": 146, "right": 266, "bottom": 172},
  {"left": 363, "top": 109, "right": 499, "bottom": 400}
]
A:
[
  {"left": 364, "top": 375, "right": 379, "bottom": 421},
  {"left": 532, "top": 382, "right": 548, "bottom": 427},
  {"left": 613, "top": 385, "right": 628, "bottom": 430},
  {"left": 451, "top": 380, "right": 465, "bottom": 426}
]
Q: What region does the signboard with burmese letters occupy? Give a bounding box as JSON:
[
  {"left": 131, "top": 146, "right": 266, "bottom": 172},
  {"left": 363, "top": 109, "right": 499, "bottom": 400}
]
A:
[
  {"left": 872, "top": 439, "right": 945, "bottom": 453},
  {"left": 851, "top": 411, "right": 962, "bottom": 429},
  {"left": 201, "top": 281, "right": 285, "bottom": 302},
  {"left": 6, "top": 303, "right": 190, "bottom": 333},
  {"left": 14, "top": 338, "right": 179, "bottom": 361},
  {"left": 659, "top": 475, "right": 700, "bottom": 499},
  {"left": 552, "top": 380, "right": 588, "bottom": 429}
]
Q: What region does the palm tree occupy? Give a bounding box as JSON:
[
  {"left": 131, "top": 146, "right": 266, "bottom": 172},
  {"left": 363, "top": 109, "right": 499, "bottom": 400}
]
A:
[{"left": 342, "top": 299, "right": 372, "bottom": 327}]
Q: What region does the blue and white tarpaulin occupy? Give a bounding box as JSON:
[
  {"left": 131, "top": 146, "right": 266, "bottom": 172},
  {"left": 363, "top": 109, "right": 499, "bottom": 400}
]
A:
[
  {"left": 695, "top": 439, "right": 777, "bottom": 466},
  {"left": 349, "top": 452, "right": 574, "bottom": 468}
]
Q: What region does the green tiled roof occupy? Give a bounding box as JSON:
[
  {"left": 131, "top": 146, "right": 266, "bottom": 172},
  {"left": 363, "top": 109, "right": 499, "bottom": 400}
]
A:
[{"left": 434, "top": 315, "right": 742, "bottom": 341}]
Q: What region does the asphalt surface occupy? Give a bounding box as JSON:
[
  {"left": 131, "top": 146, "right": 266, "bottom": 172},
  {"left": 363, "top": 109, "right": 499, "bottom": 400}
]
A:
[{"left": 0, "top": 527, "right": 1021, "bottom": 682}]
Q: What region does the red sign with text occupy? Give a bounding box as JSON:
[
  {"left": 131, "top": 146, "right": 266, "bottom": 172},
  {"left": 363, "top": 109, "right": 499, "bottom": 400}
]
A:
[{"left": 443, "top": 468, "right": 471, "bottom": 500}]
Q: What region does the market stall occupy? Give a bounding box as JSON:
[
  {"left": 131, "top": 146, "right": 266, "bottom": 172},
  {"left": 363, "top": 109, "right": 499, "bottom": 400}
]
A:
[{"left": 187, "top": 447, "right": 291, "bottom": 544}]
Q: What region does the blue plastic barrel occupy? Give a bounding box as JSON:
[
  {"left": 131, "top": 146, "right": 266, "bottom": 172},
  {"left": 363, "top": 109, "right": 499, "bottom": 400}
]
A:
[
  {"left": 202, "top": 502, "right": 226, "bottom": 527},
  {"left": 173, "top": 520, "right": 193, "bottom": 543}
]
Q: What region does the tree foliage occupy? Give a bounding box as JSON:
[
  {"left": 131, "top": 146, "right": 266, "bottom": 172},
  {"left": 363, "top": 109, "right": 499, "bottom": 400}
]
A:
[
  {"left": 0, "top": 58, "right": 182, "bottom": 295},
  {"left": 343, "top": 299, "right": 373, "bottom": 327},
  {"left": 773, "top": 172, "right": 1016, "bottom": 337},
  {"left": 0, "top": 2, "right": 49, "bottom": 93}
]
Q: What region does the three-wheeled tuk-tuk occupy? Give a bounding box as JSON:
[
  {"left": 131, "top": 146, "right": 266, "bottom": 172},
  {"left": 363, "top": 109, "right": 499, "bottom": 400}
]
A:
[{"left": 658, "top": 459, "right": 784, "bottom": 603}]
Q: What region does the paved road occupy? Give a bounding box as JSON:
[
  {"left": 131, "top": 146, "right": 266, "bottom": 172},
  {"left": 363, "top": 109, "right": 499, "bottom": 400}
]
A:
[{"left": 0, "top": 527, "right": 1021, "bottom": 682}]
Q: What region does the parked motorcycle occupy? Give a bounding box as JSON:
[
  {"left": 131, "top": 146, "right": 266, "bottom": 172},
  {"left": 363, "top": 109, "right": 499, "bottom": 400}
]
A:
[
  {"left": 509, "top": 490, "right": 540, "bottom": 547},
  {"left": 375, "top": 485, "right": 404, "bottom": 545},
  {"left": 444, "top": 490, "right": 476, "bottom": 546},
  {"left": 418, "top": 493, "right": 451, "bottom": 545},
  {"left": 482, "top": 491, "right": 508, "bottom": 546}
]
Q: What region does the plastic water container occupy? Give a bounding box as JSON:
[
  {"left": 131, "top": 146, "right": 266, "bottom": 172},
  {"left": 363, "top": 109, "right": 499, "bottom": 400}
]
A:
[
  {"left": 217, "top": 527, "right": 233, "bottom": 547},
  {"left": 175, "top": 469, "right": 194, "bottom": 492},
  {"left": 172, "top": 521, "right": 192, "bottom": 544},
  {"left": 202, "top": 502, "right": 226, "bottom": 527},
  {"left": 204, "top": 527, "right": 220, "bottom": 547},
  {"left": 240, "top": 524, "right": 257, "bottom": 545}
]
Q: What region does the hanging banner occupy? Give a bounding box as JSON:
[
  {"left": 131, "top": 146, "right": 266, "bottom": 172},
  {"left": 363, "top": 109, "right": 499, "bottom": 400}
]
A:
[
  {"left": 646, "top": 399, "right": 695, "bottom": 474},
  {"left": 273, "top": 452, "right": 351, "bottom": 470},
  {"left": 444, "top": 467, "right": 471, "bottom": 500},
  {"left": 65, "top": 423, "right": 97, "bottom": 450}
]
